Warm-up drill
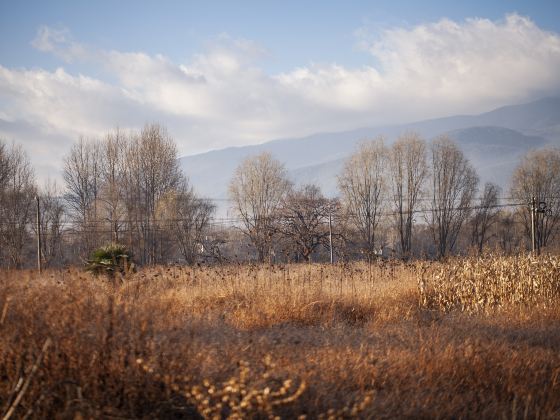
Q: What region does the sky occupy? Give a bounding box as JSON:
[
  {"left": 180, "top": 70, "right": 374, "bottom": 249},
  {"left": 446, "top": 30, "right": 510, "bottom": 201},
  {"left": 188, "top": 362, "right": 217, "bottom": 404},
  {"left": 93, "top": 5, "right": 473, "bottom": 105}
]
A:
[{"left": 1, "top": 0, "right": 560, "bottom": 182}]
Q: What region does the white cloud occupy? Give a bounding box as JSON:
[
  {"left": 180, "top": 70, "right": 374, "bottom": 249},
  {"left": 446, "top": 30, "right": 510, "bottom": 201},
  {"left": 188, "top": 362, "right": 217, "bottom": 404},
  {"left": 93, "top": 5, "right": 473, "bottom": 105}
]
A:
[
  {"left": 31, "top": 25, "right": 88, "bottom": 62},
  {"left": 365, "top": 14, "right": 560, "bottom": 104},
  {"left": 279, "top": 14, "right": 560, "bottom": 121},
  {"left": 2, "top": 14, "right": 560, "bottom": 182}
]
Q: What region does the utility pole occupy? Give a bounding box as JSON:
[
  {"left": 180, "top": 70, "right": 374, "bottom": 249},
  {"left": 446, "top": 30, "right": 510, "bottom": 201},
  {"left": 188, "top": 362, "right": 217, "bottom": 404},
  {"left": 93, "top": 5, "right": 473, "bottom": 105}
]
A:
[
  {"left": 328, "top": 209, "right": 334, "bottom": 264},
  {"left": 530, "top": 197, "right": 536, "bottom": 255},
  {"left": 36, "top": 196, "right": 42, "bottom": 273},
  {"left": 530, "top": 197, "right": 548, "bottom": 256}
]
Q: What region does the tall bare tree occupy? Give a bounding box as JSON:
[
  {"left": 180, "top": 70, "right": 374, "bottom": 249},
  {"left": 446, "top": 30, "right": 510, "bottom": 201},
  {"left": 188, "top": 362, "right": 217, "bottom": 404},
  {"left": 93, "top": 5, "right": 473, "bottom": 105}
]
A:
[
  {"left": 278, "top": 184, "right": 336, "bottom": 262},
  {"left": 100, "top": 128, "right": 127, "bottom": 243},
  {"left": 36, "top": 180, "right": 66, "bottom": 267},
  {"left": 63, "top": 137, "right": 102, "bottom": 256},
  {"left": 511, "top": 147, "right": 560, "bottom": 251},
  {"left": 0, "top": 141, "right": 10, "bottom": 191},
  {"left": 389, "top": 132, "right": 428, "bottom": 259},
  {"left": 62, "top": 124, "right": 188, "bottom": 265},
  {"left": 338, "top": 138, "right": 387, "bottom": 258},
  {"left": 0, "top": 142, "right": 36, "bottom": 268},
  {"left": 470, "top": 182, "right": 501, "bottom": 254},
  {"left": 428, "top": 136, "right": 478, "bottom": 258},
  {"left": 229, "top": 153, "right": 291, "bottom": 262},
  {"left": 122, "top": 135, "right": 144, "bottom": 258},
  {"left": 123, "top": 124, "right": 185, "bottom": 264}
]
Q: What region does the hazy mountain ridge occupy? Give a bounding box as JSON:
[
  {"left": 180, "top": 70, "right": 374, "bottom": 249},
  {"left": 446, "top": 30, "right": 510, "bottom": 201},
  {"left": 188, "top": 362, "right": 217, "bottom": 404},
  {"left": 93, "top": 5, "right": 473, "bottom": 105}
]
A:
[{"left": 179, "top": 97, "right": 560, "bottom": 200}]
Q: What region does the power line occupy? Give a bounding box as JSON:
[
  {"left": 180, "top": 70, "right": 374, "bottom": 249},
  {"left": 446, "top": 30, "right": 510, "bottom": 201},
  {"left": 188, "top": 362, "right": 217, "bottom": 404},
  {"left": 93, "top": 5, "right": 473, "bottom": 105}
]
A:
[{"left": 0, "top": 200, "right": 533, "bottom": 229}]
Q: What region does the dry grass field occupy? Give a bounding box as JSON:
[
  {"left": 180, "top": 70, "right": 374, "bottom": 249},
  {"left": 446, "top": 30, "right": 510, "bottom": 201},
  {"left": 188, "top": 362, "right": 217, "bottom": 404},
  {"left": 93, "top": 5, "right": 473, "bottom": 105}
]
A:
[{"left": 1, "top": 256, "right": 560, "bottom": 419}]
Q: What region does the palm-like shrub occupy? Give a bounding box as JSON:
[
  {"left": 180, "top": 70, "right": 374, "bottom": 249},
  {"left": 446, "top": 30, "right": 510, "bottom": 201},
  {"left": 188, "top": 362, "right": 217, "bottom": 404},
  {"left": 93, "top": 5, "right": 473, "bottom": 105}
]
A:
[{"left": 85, "top": 244, "right": 134, "bottom": 278}]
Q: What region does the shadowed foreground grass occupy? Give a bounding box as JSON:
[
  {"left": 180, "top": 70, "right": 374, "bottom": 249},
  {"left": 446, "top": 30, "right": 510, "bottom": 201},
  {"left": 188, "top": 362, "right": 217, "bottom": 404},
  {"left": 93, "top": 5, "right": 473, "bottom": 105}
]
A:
[{"left": 1, "top": 258, "right": 559, "bottom": 418}]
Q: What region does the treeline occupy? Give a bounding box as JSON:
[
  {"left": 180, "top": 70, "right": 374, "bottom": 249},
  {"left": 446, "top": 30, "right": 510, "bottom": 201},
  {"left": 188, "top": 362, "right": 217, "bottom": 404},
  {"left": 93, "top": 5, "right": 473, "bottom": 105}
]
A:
[
  {"left": 61, "top": 124, "right": 214, "bottom": 265},
  {"left": 0, "top": 126, "right": 559, "bottom": 268},
  {"left": 230, "top": 134, "right": 560, "bottom": 262},
  {"left": 0, "top": 125, "right": 214, "bottom": 268}
]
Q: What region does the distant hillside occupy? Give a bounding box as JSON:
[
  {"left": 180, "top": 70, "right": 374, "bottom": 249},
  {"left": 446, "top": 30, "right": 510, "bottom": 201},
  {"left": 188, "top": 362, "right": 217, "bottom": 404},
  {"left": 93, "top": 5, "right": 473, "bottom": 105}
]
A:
[
  {"left": 287, "top": 126, "right": 547, "bottom": 197},
  {"left": 179, "top": 97, "right": 560, "bottom": 203},
  {"left": 446, "top": 126, "right": 547, "bottom": 190}
]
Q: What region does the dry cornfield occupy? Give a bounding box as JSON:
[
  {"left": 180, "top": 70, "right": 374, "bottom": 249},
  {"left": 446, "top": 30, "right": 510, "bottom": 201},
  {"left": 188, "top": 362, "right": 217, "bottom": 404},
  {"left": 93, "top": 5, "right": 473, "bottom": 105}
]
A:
[
  {"left": 419, "top": 255, "right": 560, "bottom": 312},
  {"left": 0, "top": 256, "right": 559, "bottom": 419}
]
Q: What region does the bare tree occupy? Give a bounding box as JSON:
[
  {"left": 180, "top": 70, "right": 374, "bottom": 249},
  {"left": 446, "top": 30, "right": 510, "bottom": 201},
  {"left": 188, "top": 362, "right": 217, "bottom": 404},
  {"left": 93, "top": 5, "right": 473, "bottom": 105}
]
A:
[
  {"left": 36, "top": 180, "right": 66, "bottom": 267},
  {"left": 63, "top": 137, "right": 102, "bottom": 256},
  {"left": 122, "top": 135, "right": 144, "bottom": 259},
  {"left": 123, "top": 124, "right": 185, "bottom": 264},
  {"left": 496, "top": 210, "right": 522, "bottom": 255},
  {"left": 470, "top": 182, "right": 501, "bottom": 254},
  {"left": 0, "top": 142, "right": 36, "bottom": 268},
  {"left": 0, "top": 141, "right": 10, "bottom": 191},
  {"left": 100, "top": 128, "right": 127, "bottom": 243},
  {"left": 229, "top": 153, "right": 291, "bottom": 262},
  {"left": 62, "top": 124, "right": 187, "bottom": 265},
  {"left": 156, "top": 186, "right": 215, "bottom": 264},
  {"left": 388, "top": 132, "right": 428, "bottom": 259},
  {"left": 511, "top": 147, "right": 560, "bottom": 251},
  {"left": 278, "top": 184, "right": 335, "bottom": 262},
  {"left": 428, "top": 136, "right": 478, "bottom": 258},
  {"left": 338, "top": 138, "right": 387, "bottom": 259}
]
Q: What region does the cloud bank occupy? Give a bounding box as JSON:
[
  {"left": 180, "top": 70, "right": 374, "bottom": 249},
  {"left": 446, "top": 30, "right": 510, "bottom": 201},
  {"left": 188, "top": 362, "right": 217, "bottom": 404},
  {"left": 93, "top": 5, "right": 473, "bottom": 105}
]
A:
[{"left": 1, "top": 14, "right": 559, "bottom": 181}]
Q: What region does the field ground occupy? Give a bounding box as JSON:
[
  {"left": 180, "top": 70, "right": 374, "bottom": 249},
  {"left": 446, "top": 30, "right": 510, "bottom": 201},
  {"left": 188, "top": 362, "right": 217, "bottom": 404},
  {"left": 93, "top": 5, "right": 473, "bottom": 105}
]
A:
[{"left": 1, "top": 257, "right": 560, "bottom": 418}]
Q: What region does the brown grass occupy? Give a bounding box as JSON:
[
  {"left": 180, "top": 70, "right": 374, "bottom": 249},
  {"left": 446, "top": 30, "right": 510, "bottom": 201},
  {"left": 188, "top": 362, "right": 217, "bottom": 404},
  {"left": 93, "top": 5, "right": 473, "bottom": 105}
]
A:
[{"left": 0, "top": 258, "right": 559, "bottom": 418}]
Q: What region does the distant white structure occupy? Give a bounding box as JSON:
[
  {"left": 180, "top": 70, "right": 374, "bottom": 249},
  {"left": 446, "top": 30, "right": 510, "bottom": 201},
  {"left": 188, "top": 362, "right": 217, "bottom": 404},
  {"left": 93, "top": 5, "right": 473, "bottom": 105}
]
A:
[{"left": 373, "top": 246, "right": 395, "bottom": 259}]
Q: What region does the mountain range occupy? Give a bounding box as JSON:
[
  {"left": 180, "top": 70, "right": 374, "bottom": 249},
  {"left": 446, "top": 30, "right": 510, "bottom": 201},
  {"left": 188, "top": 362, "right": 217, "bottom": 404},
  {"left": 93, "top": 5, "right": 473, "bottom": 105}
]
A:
[{"left": 179, "top": 97, "right": 560, "bottom": 207}]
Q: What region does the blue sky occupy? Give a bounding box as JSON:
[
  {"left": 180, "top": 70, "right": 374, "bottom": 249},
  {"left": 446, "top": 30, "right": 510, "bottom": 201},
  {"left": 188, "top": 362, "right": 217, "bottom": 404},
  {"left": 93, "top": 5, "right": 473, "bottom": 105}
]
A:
[
  {"left": 2, "top": 1, "right": 559, "bottom": 73},
  {"left": 1, "top": 1, "right": 560, "bottom": 181}
]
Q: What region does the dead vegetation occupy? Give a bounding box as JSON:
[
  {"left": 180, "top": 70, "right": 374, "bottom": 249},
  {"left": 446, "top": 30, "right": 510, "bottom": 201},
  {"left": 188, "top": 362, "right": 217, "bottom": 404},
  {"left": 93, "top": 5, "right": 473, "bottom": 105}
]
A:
[{"left": 0, "top": 257, "right": 559, "bottom": 418}]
